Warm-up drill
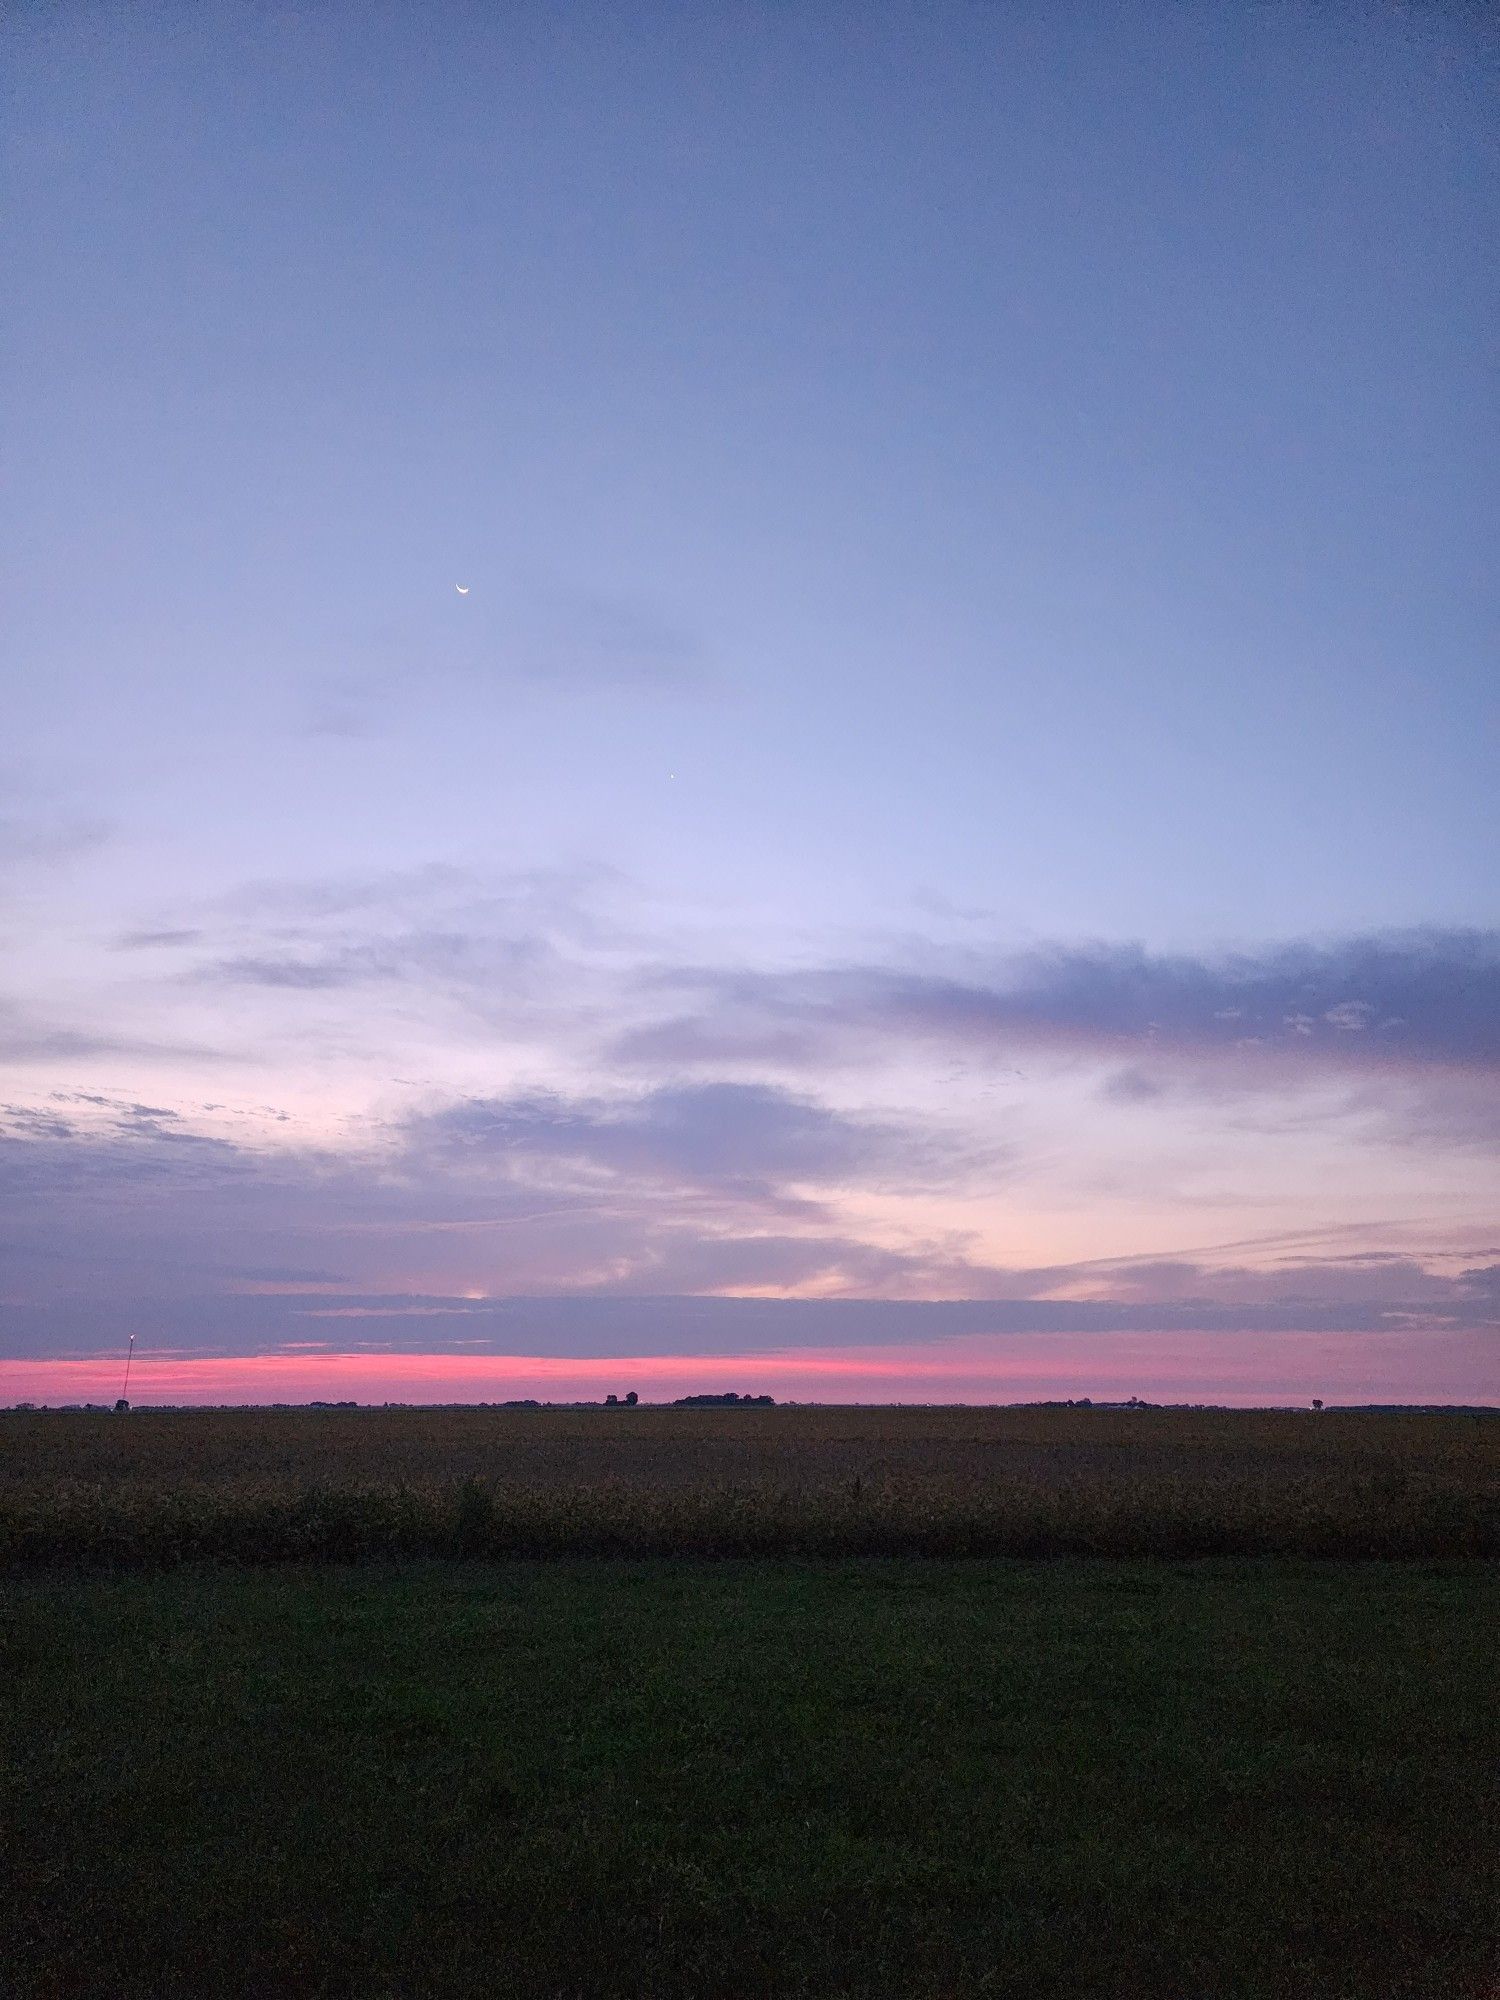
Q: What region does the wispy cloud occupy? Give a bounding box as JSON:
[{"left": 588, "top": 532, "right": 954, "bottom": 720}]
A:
[
  {"left": 111, "top": 928, "right": 206, "bottom": 952},
  {"left": 0, "top": 813, "right": 112, "bottom": 872},
  {"left": 0, "top": 999, "right": 240, "bottom": 1069}
]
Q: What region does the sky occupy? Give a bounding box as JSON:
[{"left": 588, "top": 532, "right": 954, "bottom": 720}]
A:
[{"left": 2, "top": 1, "right": 1496, "bottom": 1406}]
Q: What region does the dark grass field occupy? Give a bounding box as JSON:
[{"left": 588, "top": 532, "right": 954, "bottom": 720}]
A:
[{"left": 3, "top": 1557, "right": 1497, "bottom": 1999}]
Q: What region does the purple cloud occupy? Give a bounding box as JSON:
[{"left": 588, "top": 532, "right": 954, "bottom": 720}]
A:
[{"left": 615, "top": 929, "right": 1500, "bottom": 1075}]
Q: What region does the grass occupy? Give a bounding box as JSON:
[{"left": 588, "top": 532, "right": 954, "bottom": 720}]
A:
[
  {"left": 3, "top": 1557, "right": 1496, "bottom": 1998},
  {"left": 3, "top": 1406, "right": 1495, "bottom": 1564}
]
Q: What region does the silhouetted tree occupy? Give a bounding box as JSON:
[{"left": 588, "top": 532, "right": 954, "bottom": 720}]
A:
[
  {"left": 672, "top": 1392, "right": 776, "bottom": 1406},
  {"left": 624, "top": 1390, "right": 638, "bottom": 1406}
]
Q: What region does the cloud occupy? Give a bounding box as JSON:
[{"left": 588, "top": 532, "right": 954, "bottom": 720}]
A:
[
  {"left": 174, "top": 862, "right": 639, "bottom": 1006},
  {"left": 0, "top": 1072, "right": 1008, "bottom": 1333},
  {"left": 1010, "top": 1249, "right": 1492, "bottom": 1312},
  {"left": 1099, "top": 1067, "right": 1168, "bottom": 1104},
  {"left": 0, "top": 998, "right": 240, "bottom": 1069},
  {"left": 42, "top": 1092, "right": 216, "bottom": 1144},
  {"left": 201, "top": 954, "right": 375, "bottom": 990},
  {"left": 112, "top": 928, "right": 205, "bottom": 951},
  {"left": 0, "top": 813, "right": 112, "bottom": 871},
  {"left": 413, "top": 1080, "right": 954, "bottom": 1199},
  {"left": 214, "top": 862, "right": 483, "bottom": 923},
  {"left": 1, "top": 1059, "right": 1496, "bottom": 1362},
  {"left": 195, "top": 929, "right": 571, "bottom": 997},
  {"left": 615, "top": 929, "right": 1500, "bottom": 1077},
  {"left": 5, "top": 1273, "right": 1496, "bottom": 1366},
  {"left": 107, "top": 861, "right": 1497, "bottom": 1121},
  {"left": 1336, "top": 1071, "right": 1500, "bottom": 1153}
]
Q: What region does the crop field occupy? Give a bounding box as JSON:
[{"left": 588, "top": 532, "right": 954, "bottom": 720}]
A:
[
  {"left": 3, "top": 1407, "right": 1496, "bottom": 1997},
  {"left": 1, "top": 1403, "right": 1495, "bottom": 1565}
]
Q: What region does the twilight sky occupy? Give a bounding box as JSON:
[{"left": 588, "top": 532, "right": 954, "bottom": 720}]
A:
[{"left": 3, "top": 2, "right": 1496, "bottom": 1405}]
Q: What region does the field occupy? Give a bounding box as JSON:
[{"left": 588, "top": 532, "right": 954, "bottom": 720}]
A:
[
  {"left": 4, "top": 1557, "right": 1497, "bottom": 1999},
  {"left": 3, "top": 1407, "right": 1496, "bottom": 1998},
  {"left": 1, "top": 1403, "right": 1495, "bottom": 1563}
]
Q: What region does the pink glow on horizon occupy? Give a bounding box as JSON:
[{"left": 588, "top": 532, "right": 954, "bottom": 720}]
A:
[{"left": 2, "top": 1328, "right": 1492, "bottom": 1407}]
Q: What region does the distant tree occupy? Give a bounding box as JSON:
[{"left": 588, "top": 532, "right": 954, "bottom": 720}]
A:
[
  {"left": 624, "top": 1390, "right": 638, "bottom": 1406},
  {"left": 605, "top": 1393, "right": 619, "bottom": 1406},
  {"left": 1311, "top": 1398, "right": 1324, "bottom": 1412},
  {"left": 671, "top": 1392, "right": 776, "bottom": 1407}
]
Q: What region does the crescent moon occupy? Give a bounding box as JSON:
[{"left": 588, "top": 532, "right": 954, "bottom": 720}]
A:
[{"left": 455, "top": 585, "right": 470, "bottom": 595}]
